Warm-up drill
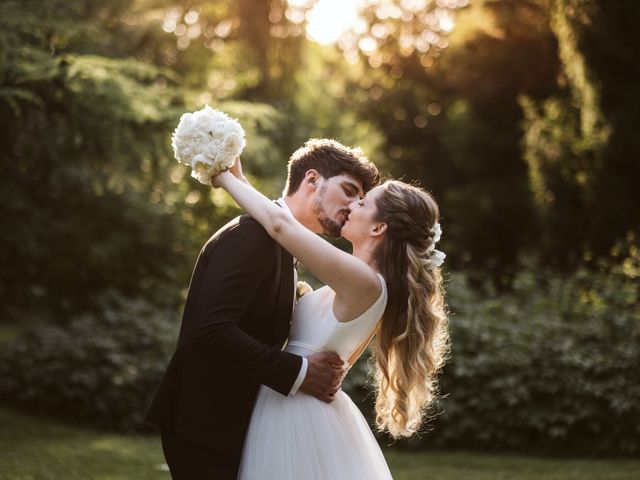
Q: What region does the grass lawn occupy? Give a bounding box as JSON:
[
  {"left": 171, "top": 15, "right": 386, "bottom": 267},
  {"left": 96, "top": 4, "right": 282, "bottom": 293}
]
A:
[
  {"left": 1, "top": 406, "right": 638, "bottom": 480},
  {"left": 383, "top": 449, "right": 640, "bottom": 480}
]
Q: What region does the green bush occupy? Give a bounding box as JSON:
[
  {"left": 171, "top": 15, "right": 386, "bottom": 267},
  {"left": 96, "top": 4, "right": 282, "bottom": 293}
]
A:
[
  {"left": 433, "top": 265, "right": 639, "bottom": 455},
  {"left": 2, "top": 245, "right": 638, "bottom": 454},
  {"left": 346, "top": 243, "right": 640, "bottom": 455},
  {"left": 0, "top": 292, "right": 178, "bottom": 431}
]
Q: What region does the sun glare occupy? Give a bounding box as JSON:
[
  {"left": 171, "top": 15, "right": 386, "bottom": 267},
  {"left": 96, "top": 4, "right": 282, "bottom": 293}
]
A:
[{"left": 306, "top": 0, "right": 362, "bottom": 45}]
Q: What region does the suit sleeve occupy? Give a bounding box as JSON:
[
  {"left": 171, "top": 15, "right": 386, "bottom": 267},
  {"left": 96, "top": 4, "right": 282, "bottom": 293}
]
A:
[{"left": 188, "top": 219, "right": 302, "bottom": 396}]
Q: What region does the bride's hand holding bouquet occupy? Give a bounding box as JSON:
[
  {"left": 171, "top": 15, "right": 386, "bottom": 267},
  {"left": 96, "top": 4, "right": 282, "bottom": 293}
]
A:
[
  {"left": 212, "top": 155, "right": 248, "bottom": 188},
  {"left": 171, "top": 105, "right": 246, "bottom": 185}
]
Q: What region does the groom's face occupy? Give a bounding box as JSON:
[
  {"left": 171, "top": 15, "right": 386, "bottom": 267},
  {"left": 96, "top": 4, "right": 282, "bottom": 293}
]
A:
[{"left": 312, "top": 174, "right": 363, "bottom": 238}]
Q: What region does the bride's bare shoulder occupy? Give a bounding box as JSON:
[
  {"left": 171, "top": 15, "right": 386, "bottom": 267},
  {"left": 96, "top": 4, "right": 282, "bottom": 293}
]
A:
[{"left": 332, "top": 266, "right": 382, "bottom": 323}]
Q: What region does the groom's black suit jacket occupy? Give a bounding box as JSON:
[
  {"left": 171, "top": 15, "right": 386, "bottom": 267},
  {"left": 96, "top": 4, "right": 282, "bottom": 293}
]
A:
[{"left": 146, "top": 214, "right": 302, "bottom": 459}]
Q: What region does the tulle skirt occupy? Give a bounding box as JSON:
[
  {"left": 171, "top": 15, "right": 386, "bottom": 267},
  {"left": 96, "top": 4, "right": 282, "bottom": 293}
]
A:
[{"left": 237, "top": 386, "right": 393, "bottom": 479}]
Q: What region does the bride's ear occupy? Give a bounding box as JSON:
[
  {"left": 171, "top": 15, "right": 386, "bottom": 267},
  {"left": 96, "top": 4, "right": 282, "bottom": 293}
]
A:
[{"left": 371, "top": 222, "right": 387, "bottom": 237}]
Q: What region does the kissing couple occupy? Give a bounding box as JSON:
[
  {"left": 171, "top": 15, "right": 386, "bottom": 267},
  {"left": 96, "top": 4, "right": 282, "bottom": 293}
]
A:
[{"left": 147, "top": 138, "right": 449, "bottom": 479}]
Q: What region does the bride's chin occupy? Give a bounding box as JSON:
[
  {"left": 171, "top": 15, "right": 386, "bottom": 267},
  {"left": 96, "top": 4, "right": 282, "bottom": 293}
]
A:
[{"left": 340, "top": 225, "right": 352, "bottom": 241}]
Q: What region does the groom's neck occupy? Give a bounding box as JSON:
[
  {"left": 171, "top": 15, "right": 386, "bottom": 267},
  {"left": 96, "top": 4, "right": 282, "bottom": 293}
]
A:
[{"left": 283, "top": 195, "right": 321, "bottom": 234}]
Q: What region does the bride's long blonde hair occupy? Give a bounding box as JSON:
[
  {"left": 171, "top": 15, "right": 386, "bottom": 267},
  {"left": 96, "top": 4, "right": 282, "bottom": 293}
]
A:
[{"left": 371, "top": 180, "right": 449, "bottom": 438}]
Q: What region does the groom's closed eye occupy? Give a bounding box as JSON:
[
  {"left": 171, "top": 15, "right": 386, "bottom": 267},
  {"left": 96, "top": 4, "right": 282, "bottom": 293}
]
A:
[{"left": 342, "top": 184, "right": 360, "bottom": 198}]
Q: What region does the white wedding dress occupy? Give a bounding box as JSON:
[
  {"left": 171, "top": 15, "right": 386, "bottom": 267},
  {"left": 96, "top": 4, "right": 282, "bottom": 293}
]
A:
[{"left": 237, "top": 274, "right": 393, "bottom": 479}]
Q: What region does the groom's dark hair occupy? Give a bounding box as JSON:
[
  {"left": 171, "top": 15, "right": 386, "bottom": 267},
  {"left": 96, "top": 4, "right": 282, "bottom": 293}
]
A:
[{"left": 283, "top": 138, "right": 380, "bottom": 196}]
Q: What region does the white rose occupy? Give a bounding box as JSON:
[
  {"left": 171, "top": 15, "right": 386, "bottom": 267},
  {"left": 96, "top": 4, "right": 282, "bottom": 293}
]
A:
[
  {"left": 428, "top": 249, "right": 446, "bottom": 269},
  {"left": 196, "top": 113, "right": 211, "bottom": 127},
  {"left": 191, "top": 153, "right": 211, "bottom": 170},
  {"left": 223, "top": 132, "right": 242, "bottom": 152},
  {"left": 296, "top": 281, "right": 313, "bottom": 299},
  {"left": 203, "top": 116, "right": 219, "bottom": 134},
  {"left": 220, "top": 121, "right": 234, "bottom": 135},
  {"left": 191, "top": 169, "right": 211, "bottom": 185},
  {"left": 193, "top": 130, "right": 210, "bottom": 145},
  {"left": 210, "top": 122, "right": 225, "bottom": 138},
  {"left": 204, "top": 142, "right": 221, "bottom": 160},
  {"left": 182, "top": 145, "right": 196, "bottom": 159},
  {"left": 180, "top": 116, "right": 198, "bottom": 137},
  {"left": 191, "top": 154, "right": 213, "bottom": 185},
  {"left": 173, "top": 141, "right": 192, "bottom": 165},
  {"left": 432, "top": 222, "right": 442, "bottom": 243}
]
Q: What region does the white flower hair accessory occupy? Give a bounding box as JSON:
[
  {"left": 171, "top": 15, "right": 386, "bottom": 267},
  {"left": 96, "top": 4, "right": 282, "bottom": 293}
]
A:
[
  {"left": 426, "top": 222, "right": 446, "bottom": 270},
  {"left": 171, "top": 105, "right": 246, "bottom": 185},
  {"left": 432, "top": 222, "right": 442, "bottom": 243}
]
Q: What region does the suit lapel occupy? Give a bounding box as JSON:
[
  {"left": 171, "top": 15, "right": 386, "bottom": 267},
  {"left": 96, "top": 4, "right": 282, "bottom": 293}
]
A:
[{"left": 273, "top": 245, "right": 294, "bottom": 346}]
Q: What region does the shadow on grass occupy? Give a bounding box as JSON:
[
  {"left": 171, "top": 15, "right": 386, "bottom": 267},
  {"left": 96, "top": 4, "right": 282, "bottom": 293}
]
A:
[
  {"left": 1, "top": 406, "right": 639, "bottom": 480},
  {"left": 0, "top": 407, "right": 167, "bottom": 480}
]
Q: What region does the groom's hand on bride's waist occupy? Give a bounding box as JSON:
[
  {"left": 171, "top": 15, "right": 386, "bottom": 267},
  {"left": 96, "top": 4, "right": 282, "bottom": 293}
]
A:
[{"left": 299, "top": 352, "right": 344, "bottom": 403}]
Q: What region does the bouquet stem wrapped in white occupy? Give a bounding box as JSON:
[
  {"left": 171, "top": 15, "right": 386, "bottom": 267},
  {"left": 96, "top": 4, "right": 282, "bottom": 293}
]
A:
[{"left": 171, "top": 105, "right": 246, "bottom": 185}]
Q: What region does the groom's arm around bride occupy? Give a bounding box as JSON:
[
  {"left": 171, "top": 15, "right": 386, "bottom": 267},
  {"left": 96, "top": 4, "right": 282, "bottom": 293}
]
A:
[
  {"left": 147, "top": 138, "right": 380, "bottom": 479},
  {"left": 146, "top": 205, "right": 342, "bottom": 479}
]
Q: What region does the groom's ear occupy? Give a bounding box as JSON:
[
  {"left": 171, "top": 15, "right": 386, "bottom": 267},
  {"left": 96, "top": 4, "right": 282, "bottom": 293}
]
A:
[{"left": 304, "top": 169, "right": 319, "bottom": 189}]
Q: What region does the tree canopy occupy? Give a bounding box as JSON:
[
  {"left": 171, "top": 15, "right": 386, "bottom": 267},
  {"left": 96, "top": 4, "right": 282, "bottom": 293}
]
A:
[{"left": 1, "top": 0, "right": 638, "bottom": 321}]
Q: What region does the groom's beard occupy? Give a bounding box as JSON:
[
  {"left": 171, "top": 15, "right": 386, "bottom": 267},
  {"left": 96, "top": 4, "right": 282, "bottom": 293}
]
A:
[{"left": 312, "top": 184, "right": 343, "bottom": 238}]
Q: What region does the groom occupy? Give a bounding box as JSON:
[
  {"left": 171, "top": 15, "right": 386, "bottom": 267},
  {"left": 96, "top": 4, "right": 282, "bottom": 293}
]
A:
[{"left": 147, "top": 138, "right": 380, "bottom": 479}]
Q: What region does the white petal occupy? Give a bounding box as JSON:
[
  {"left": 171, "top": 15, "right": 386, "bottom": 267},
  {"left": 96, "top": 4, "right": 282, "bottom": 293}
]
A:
[{"left": 430, "top": 249, "right": 446, "bottom": 268}]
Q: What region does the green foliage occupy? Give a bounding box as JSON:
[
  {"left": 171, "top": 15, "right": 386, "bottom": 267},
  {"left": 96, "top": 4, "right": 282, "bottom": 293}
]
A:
[
  {"left": 291, "top": 44, "right": 386, "bottom": 173},
  {"left": 431, "top": 1, "right": 557, "bottom": 275},
  {"left": 520, "top": 94, "right": 593, "bottom": 260},
  {"left": 153, "top": 0, "right": 308, "bottom": 101},
  {"left": 2, "top": 0, "right": 639, "bottom": 456},
  {"left": 432, "top": 264, "right": 640, "bottom": 455},
  {"left": 346, "top": 244, "right": 640, "bottom": 455},
  {"left": 520, "top": 0, "right": 640, "bottom": 263},
  {"left": 2, "top": 0, "right": 639, "bottom": 324},
  {"left": 0, "top": 0, "right": 190, "bottom": 320},
  {"left": 0, "top": 0, "right": 296, "bottom": 322},
  {"left": 0, "top": 292, "right": 178, "bottom": 431},
  {"left": 11, "top": 245, "right": 636, "bottom": 448},
  {"left": 332, "top": 0, "right": 560, "bottom": 277}
]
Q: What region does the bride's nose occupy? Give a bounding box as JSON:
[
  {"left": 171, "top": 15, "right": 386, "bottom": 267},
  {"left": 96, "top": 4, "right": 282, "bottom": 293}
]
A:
[{"left": 348, "top": 199, "right": 360, "bottom": 210}]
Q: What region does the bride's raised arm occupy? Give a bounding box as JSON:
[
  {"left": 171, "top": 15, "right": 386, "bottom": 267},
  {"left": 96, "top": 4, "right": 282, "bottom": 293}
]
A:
[{"left": 212, "top": 169, "right": 381, "bottom": 313}]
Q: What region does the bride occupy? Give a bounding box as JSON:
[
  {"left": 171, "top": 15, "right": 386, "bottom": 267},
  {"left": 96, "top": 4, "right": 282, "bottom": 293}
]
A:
[{"left": 212, "top": 158, "right": 449, "bottom": 479}]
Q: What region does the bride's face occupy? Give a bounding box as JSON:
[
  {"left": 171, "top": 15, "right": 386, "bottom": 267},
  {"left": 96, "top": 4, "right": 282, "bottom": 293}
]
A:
[{"left": 341, "top": 185, "right": 385, "bottom": 242}]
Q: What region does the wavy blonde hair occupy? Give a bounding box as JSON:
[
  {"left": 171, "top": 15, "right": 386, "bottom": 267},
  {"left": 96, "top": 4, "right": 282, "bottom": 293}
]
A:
[{"left": 371, "top": 180, "right": 449, "bottom": 438}]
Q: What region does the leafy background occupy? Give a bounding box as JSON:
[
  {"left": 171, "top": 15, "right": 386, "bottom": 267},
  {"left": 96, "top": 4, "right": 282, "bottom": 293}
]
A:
[{"left": 1, "top": 0, "right": 638, "bottom": 456}]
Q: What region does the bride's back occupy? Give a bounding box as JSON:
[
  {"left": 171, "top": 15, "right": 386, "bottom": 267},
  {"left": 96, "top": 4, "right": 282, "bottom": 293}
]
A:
[{"left": 285, "top": 275, "right": 387, "bottom": 365}]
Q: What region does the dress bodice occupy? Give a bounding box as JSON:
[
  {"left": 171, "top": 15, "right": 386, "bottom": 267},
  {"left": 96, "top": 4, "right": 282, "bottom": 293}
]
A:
[
  {"left": 284, "top": 275, "right": 387, "bottom": 364},
  {"left": 239, "top": 275, "right": 394, "bottom": 479}
]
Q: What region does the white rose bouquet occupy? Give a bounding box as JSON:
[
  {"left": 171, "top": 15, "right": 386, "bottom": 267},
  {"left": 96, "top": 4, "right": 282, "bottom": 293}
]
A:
[{"left": 171, "top": 105, "right": 246, "bottom": 185}]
